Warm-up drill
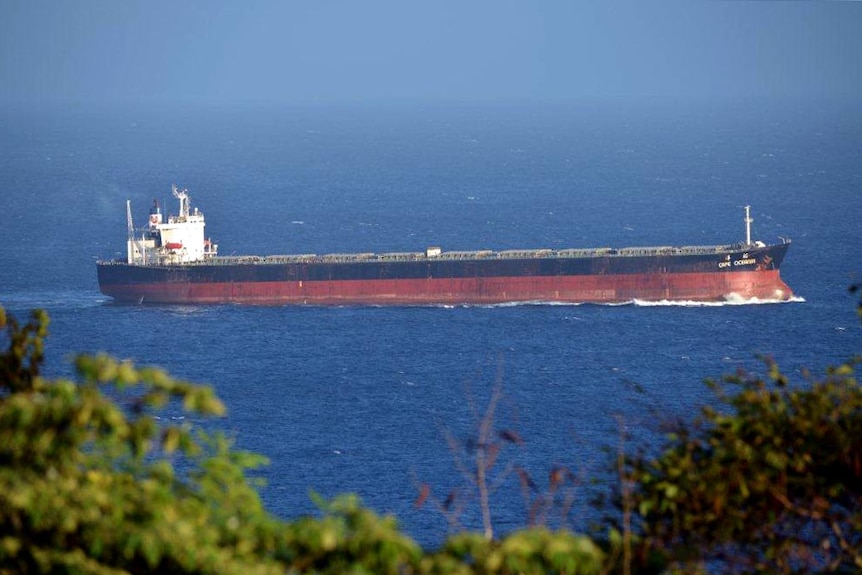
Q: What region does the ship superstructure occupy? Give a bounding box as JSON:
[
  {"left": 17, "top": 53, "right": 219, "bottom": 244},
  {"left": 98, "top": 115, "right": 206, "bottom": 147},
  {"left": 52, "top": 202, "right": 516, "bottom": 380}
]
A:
[{"left": 125, "top": 185, "right": 218, "bottom": 265}]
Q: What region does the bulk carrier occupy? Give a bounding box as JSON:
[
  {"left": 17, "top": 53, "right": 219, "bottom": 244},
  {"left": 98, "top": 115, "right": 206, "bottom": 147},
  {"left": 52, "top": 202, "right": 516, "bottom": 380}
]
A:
[{"left": 96, "top": 186, "right": 793, "bottom": 305}]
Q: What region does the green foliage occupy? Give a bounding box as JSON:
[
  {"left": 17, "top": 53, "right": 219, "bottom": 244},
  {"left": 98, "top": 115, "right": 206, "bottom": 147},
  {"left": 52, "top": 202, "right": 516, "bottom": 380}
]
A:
[
  {"left": 0, "top": 305, "right": 608, "bottom": 574},
  {"left": 0, "top": 307, "right": 289, "bottom": 574},
  {"left": 426, "top": 529, "right": 604, "bottom": 575},
  {"left": 627, "top": 356, "right": 862, "bottom": 574},
  {"left": 9, "top": 300, "right": 861, "bottom": 575},
  {"left": 0, "top": 308, "right": 48, "bottom": 393},
  {"left": 281, "top": 494, "right": 423, "bottom": 574}
]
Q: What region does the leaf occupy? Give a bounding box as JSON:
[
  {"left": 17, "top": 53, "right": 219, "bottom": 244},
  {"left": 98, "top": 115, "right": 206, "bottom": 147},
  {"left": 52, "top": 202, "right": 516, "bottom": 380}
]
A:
[
  {"left": 414, "top": 484, "right": 430, "bottom": 509},
  {"left": 499, "top": 429, "right": 524, "bottom": 445}
]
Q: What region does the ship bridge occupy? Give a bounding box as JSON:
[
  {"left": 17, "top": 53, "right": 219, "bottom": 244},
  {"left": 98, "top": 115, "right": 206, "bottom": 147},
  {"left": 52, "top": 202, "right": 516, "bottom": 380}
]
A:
[{"left": 126, "top": 185, "right": 218, "bottom": 265}]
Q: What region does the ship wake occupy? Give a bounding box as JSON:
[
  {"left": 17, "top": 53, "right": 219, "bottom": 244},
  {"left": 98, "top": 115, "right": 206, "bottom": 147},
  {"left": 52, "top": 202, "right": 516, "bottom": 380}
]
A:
[
  {"left": 631, "top": 295, "right": 805, "bottom": 307},
  {"left": 445, "top": 295, "right": 805, "bottom": 309}
]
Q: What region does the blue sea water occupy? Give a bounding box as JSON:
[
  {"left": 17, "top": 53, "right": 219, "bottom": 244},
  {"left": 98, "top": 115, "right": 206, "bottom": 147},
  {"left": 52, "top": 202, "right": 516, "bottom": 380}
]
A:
[{"left": 1, "top": 99, "right": 861, "bottom": 546}]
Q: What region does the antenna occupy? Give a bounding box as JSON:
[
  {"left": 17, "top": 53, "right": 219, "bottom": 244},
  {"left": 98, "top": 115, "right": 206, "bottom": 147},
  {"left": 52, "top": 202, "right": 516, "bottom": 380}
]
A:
[{"left": 744, "top": 205, "right": 753, "bottom": 246}]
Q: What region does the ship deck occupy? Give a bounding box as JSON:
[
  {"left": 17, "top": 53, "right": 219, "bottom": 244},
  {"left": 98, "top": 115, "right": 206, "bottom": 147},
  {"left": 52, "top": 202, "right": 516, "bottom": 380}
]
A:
[{"left": 98, "top": 242, "right": 760, "bottom": 267}]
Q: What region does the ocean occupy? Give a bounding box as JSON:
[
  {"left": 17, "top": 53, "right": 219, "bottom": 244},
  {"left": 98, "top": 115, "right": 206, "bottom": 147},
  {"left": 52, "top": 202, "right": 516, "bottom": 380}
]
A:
[{"left": 1, "top": 99, "right": 860, "bottom": 546}]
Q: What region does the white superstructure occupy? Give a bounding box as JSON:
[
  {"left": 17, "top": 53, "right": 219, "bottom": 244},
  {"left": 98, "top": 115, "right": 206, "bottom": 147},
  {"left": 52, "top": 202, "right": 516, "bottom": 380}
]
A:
[{"left": 126, "top": 185, "right": 218, "bottom": 265}]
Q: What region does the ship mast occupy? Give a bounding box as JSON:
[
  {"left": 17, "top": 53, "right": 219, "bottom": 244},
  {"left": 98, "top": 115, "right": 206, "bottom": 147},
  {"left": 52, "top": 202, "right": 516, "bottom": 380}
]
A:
[
  {"left": 744, "top": 205, "right": 753, "bottom": 246},
  {"left": 172, "top": 184, "right": 190, "bottom": 221},
  {"left": 125, "top": 199, "right": 142, "bottom": 264},
  {"left": 126, "top": 200, "right": 135, "bottom": 242}
]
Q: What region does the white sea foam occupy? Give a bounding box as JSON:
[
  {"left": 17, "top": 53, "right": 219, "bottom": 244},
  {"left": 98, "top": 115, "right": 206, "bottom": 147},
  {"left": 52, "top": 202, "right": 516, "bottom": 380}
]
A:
[
  {"left": 463, "top": 300, "right": 584, "bottom": 309},
  {"left": 434, "top": 295, "right": 805, "bottom": 309},
  {"left": 632, "top": 295, "right": 805, "bottom": 307}
]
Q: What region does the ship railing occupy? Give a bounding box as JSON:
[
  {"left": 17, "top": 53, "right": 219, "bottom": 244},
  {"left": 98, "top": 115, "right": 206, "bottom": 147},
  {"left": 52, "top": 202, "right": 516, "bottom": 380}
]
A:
[
  {"left": 438, "top": 250, "right": 497, "bottom": 260},
  {"left": 378, "top": 252, "right": 425, "bottom": 261},
  {"left": 676, "top": 245, "right": 735, "bottom": 255},
  {"left": 263, "top": 254, "right": 318, "bottom": 261},
  {"left": 319, "top": 254, "right": 365, "bottom": 263},
  {"left": 497, "top": 249, "right": 555, "bottom": 258},
  {"left": 100, "top": 242, "right": 762, "bottom": 268},
  {"left": 556, "top": 248, "right": 613, "bottom": 258}
]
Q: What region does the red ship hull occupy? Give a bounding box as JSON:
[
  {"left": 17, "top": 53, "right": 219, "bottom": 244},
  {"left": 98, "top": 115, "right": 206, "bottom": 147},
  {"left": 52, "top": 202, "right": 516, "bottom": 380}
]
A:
[{"left": 99, "top": 269, "right": 793, "bottom": 305}]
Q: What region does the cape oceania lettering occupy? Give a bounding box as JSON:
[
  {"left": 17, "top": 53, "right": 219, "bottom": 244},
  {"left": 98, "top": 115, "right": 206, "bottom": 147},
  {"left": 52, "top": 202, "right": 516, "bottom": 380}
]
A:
[{"left": 718, "top": 253, "right": 756, "bottom": 269}]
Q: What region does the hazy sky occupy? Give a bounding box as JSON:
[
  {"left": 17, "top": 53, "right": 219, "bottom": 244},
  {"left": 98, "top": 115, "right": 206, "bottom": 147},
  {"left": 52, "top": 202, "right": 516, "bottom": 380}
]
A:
[{"left": 1, "top": 1, "right": 860, "bottom": 106}]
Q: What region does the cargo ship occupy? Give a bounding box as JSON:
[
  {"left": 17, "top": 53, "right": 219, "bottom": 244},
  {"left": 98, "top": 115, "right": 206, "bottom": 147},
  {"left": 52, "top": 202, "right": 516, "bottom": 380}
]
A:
[{"left": 96, "top": 186, "right": 793, "bottom": 305}]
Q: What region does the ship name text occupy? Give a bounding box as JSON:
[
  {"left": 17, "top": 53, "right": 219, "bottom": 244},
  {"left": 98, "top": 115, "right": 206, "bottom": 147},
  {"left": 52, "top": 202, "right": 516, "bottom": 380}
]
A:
[{"left": 718, "top": 256, "right": 757, "bottom": 269}]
